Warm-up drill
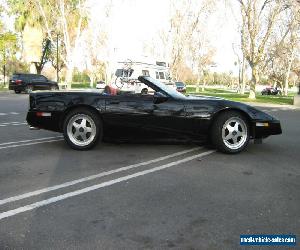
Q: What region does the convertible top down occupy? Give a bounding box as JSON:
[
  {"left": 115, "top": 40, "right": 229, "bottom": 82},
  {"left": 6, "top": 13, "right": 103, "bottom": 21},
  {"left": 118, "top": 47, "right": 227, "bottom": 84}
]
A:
[{"left": 26, "top": 76, "right": 282, "bottom": 153}]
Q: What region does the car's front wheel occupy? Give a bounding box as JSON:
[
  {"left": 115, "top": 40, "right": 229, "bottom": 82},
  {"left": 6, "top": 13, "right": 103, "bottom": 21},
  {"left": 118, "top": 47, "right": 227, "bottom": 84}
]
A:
[
  {"left": 63, "top": 108, "right": 102, "bottom": 150},
  {"left": 210, "top": 111, "right": 250, "bottom": 154}
]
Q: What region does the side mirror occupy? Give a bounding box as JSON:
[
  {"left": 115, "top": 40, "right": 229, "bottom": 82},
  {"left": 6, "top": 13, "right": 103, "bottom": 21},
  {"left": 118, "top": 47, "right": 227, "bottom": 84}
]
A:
[{"left": 153, "top": 91, "right": 168, "bottom": 104}]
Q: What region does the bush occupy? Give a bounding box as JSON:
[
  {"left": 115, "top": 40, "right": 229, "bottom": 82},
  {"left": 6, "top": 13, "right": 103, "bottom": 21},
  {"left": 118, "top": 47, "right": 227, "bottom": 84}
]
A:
[{"left": 72, "top": 71, "right": 90, "bottom": 83}]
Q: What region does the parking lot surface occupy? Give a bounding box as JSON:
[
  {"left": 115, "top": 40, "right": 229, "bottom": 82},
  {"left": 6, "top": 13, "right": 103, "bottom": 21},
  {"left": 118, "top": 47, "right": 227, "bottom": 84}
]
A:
[{"left": 0, "top": 92, "right": 299, "bottom": 249}]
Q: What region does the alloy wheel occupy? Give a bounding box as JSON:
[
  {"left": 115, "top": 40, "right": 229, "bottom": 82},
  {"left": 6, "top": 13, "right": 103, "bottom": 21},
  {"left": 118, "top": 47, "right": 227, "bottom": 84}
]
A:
[
  {"left": 222, "top": 117, "right": 248, "bottom": 150},
  {"left": 67, "top": 114, "right": 96, "bottom": 147}
]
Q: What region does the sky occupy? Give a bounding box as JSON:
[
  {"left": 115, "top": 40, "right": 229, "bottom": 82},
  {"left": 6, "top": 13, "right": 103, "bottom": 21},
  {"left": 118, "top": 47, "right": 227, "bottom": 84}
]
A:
[
  {"left": 1, "top": 0, "right": 242, "bottom": 76},
  {"left": 89, "top": 0, "right": 241, "bottom": 75}
]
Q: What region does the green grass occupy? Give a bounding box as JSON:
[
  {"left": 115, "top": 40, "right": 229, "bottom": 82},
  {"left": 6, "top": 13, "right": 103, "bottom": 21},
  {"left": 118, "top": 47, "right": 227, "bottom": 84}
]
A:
[
  {"left": 0, "top": 84, "right": 8, "bottom": 91},
  {"left": 187, "top": 88, "right": 294, "bottom": 105},
  {"left": 187, "top": 86, "right": 235, "bottom": 94}
]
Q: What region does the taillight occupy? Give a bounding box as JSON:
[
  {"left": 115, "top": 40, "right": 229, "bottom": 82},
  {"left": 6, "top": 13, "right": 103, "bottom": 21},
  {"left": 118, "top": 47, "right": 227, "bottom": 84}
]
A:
[
  {"left": 36, "top": 112, "right": 51, "bottom": 117},
  {"left": 15, "top": 80, "right": 22, "bottom": 84}
]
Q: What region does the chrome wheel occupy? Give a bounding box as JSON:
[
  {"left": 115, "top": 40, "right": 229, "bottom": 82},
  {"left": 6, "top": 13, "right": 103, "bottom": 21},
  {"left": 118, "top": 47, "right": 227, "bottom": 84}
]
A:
[
  {"left": 222, "top": 117, "right": 248, "bottom": 150},
  {"left": 67, "top": 114, "right": 96, "bottom": 147}
]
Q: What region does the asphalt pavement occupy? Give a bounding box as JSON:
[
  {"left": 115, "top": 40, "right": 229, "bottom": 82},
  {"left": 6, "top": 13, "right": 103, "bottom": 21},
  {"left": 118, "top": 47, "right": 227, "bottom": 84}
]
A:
[{"left": 0, "top": 92, "right": 299, "bottom": 249}]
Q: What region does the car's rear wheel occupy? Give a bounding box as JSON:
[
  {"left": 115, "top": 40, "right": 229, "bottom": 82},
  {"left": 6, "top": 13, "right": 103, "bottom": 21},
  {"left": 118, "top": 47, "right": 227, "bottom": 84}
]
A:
[
  {"left": 14, "top": 90, "right": 21, "bottom": 94},
  {"left": 210, "top": 111, "right": 250, "bottom": 154},
  {"left": 63, "top": 108, "right": 102, "bottom": 150}
]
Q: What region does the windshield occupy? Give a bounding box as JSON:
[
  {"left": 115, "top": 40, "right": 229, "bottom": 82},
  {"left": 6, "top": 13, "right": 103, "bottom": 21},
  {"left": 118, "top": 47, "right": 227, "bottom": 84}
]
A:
[{"left": 139, "top": 76, "right": 186, "bottom": 99}]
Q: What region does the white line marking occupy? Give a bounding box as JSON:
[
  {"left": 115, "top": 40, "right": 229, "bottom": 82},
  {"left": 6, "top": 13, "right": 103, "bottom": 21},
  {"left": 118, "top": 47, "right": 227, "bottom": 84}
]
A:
[
  {"left": 11, "top": 123, "right": 26, "bottom": 126},
  {"left": 0, "top": 147, "right": 201, "bottom": 205},
  {"left": 0, "top": 139, "right": 64, "bottom": 150},
  {"left": 0, "top": 150, "right": 215, "bottom": 220},
  {"left": 0, "top": 122, "right": 25, "bottom": 125},
  {"left": 0, "top": 136, "right": 63, "bottom": 146},
  {"left": 0, "top": 112, "right": 20, "bottom": 116},
  {"left": 0, "top": 122, "right": 26, "bottom": 127}
]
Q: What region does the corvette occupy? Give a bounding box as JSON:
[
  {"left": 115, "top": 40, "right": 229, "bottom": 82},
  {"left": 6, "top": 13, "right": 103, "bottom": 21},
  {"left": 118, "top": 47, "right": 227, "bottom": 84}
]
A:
[{"left": 26, "top": 76, "right": 282, "bottom": 153}]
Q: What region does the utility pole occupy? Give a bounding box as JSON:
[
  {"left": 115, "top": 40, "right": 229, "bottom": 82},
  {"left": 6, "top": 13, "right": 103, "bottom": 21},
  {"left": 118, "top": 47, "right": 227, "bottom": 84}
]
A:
[
  {"left": 56, "top": 34, "right": 59, "bottom": 83},
  {"left": 3, "top": 48, "right": 6, "bottom": 86}
]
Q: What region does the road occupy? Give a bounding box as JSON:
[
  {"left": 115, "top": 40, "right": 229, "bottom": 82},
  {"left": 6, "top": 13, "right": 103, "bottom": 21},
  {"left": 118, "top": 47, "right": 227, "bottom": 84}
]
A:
[{"left": 0, "top": 92, "right": 299, "bottom": 249}]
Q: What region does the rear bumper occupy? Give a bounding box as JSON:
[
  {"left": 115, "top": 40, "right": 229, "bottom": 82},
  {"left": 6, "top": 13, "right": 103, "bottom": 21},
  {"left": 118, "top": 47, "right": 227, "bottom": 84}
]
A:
[
  {"left": 253, "top": 120, "right": 282, "bottom": 139},
  {"left": 26, "top": 111, "right": 63, "bottom": 132},
  {"left": 9, "top": 84, "right": 24, "bottom": 91}
]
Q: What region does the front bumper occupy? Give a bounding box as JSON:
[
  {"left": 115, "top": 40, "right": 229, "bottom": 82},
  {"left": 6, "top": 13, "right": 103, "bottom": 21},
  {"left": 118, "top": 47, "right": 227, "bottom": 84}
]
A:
[{"left": 253, "top": 120, "right": 282, "bottom": 139}]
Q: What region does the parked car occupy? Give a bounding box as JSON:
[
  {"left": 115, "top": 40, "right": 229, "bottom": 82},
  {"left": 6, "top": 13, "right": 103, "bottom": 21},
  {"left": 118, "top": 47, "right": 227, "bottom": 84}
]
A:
[
  {"left": 96, "top": 81, "right": 106, "bottom": 90},
  {"left": 165, "top": 82, "right": 177, "bottom": 90},
  {"left": 261, "top": 87, "right": 282, "bottom": 95},
  {"left": 9, "top": 73, "right": 59, "bottom": 94},
  {"left": 27, "top": 76, "right": 282, "bottom": 154},
  {"left": 175, "top": 81, "right": 186, "bottom": 93}
]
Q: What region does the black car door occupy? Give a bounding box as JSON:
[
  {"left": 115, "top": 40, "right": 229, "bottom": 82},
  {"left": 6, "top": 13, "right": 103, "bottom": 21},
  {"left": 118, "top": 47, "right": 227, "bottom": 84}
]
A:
[
  {"left": 144, "top": 97, "right": 188, "bottom": 134},
  {"left": 103, "top": 94, "right": 153, "bottom": 128},
  {"left": 103, "top": 93, "right": 193, "bottom": 135}
]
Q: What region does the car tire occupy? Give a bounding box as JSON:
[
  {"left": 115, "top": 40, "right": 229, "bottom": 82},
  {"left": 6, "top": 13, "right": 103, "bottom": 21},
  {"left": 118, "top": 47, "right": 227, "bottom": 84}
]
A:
[
  {"left": 210, "top": 111, "right": 250, "bottom": 154},
  {"left": 25, "top": 85, "right": 33, "bottom": 94},
  {"left": 14, "top": 90, "right": 21, "bottom": 94},
  {"left": 63, "top": 108, "right": 103, "bottom": 150}
]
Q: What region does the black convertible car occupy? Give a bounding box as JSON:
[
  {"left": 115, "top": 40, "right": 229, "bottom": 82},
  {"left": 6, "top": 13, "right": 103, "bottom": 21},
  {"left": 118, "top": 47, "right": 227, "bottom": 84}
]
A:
[{"left": 26, "top": 76, "right": 282, "bottom": 153}]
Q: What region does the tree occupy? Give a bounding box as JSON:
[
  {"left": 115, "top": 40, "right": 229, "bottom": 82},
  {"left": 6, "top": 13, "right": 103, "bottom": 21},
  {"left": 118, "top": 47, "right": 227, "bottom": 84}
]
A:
[
  {"left": 0, "top": 32, "right": 17, "bottom": 85},
  {"left": 167, "top": 0, "right": 216, "bottom": 88},
  {"left": 237, "top": 0, "right": 290, "bottom": 99},
  {"left": 33, "top": 38, "right": 51, "bottom": 74},
  {"left": 7, "top": 0, "right": 45, "bottom": 73},
  {"left": 263, "top": 0, "right": 300, "bottom": 95},
  {"left": 282, "top": 1, "right": 300, "bottom": 95},
  {"left": 233, "top": 43, "right": 247, "bottom": 94},
  {"left": 49, "top": 35, "right": 65, "bottom": 82},
  {"left": 82, "top": 1, "right": 112, "bottom": 86},
  {"left": 8, "top": 0, "right": 89, "bottom": 87}
]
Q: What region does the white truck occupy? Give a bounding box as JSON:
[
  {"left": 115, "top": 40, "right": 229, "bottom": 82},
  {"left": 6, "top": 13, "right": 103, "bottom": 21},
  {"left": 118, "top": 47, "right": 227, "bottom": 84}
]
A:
[{"left": 111, "top": 60, "right": 173, "bottom": 94}]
